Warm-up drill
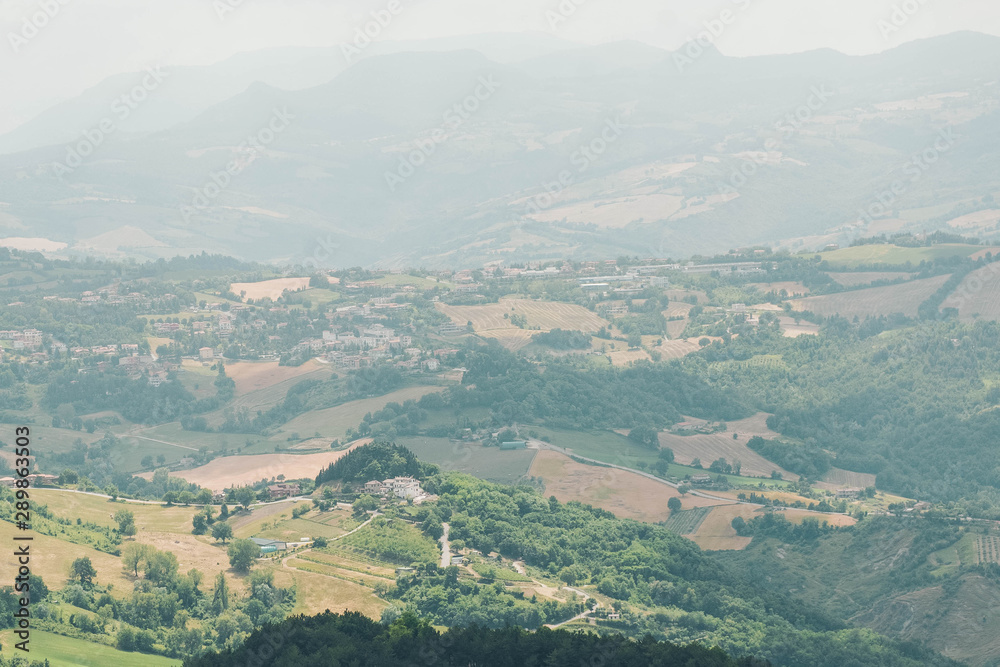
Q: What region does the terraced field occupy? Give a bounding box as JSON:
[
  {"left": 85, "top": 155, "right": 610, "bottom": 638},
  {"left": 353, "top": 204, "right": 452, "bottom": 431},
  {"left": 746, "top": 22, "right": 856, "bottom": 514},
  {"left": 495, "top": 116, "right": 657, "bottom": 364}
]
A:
[{"left": 789, "top": 274, "right": 952, "bottom": 319}]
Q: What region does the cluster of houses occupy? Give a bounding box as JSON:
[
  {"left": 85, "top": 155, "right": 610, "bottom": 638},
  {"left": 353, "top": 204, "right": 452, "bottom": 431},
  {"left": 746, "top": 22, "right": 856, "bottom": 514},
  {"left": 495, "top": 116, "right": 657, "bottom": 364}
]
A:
[
  {"left": 0, "top": 473, "right": 59, "bottom": 488},
  {"left": 267, "top": 482, "right": 302, "bottom": 499},
  {"left": 362, "top": 476, "right": 435, "bottom": 503}
]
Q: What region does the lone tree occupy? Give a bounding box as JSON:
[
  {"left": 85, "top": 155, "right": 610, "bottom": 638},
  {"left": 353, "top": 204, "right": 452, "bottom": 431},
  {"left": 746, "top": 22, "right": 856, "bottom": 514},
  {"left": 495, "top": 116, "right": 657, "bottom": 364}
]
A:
[
  {"left": 121, "top": 543, "right": 153, "bottom": 577},
  {"left": 212, "top": 521, "right": 233, "bottom": 543},
  {"left": 114, "top": 509, "right": 137, "bottom": 538},
  {"left": 70, "top": 557, "right": 98, "bottom": 587},
  {"left": 227, "top": 538, "right": 261, "bottom": 573},
  {"left": 667, "top": 497, "right": 682, "bottom": 514},
  {"left": 235, "top": 487, "right": 256, "bottom": 511}
]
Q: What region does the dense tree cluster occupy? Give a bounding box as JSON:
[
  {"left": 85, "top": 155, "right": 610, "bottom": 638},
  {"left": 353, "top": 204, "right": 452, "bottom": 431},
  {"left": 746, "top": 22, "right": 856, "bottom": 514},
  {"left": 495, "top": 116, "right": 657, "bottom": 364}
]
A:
[{"left": 183, "top": 610, "right": 767, "bottom": 667}]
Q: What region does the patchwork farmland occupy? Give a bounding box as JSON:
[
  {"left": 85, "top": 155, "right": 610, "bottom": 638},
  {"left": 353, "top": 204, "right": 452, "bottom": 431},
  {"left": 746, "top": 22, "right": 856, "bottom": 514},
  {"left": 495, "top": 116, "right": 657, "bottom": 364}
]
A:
[
  {"left": 789, "top": 274, "right": 952, "bottom": 319},
  {"left": 658, "top": 413, "right": 800, "bottom": 481},
  {"left": 437, "top": 298, "right": 608, "bottom": 334},
  {"left": 529, "top": 450, "right": 725, "bottom": 524}
]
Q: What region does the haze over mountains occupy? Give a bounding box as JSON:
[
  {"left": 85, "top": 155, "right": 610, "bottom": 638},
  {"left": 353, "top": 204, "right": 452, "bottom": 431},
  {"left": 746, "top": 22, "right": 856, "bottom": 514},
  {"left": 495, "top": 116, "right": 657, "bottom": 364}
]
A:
[{"left": 1, "top": 31, "right": 998, "bottom": 268}]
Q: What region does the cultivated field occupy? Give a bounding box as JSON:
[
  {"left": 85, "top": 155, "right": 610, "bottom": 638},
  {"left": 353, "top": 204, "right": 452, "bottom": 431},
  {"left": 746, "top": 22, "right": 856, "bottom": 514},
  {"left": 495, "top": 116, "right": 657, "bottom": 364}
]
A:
[
  {"left": 819, "top": 467, "right": 877, "bottom": 489},
  {"left": 231, "top": 277, "right": 311, "bottom": 301},
  {"left": 655, "top": 338, "right": 704, "bottom": 359},
  {"left": 437, "top": 298, "right": 608, "bottom": 333},
  {"left": 942, "top": 264, "right": 1000, "bottom": 320},
  {"left": 977, "top": 535, "right": 1000, "bottom": 565},
  {"left": 138, "top": 442, "right": 365, "bottom": 490},
  {"left": 607, "top": 348, "right": 651, "bottom": 366},
  {"left": 827, "top": 272, "right": 914, "bottom": 287},
  {"left": 273, "top": 386, "right": 444, "bottom": 442},
  {"left": 690, "top": 505, "right": 855, "bottom": 551},
  {"left": 661, "top": 507, "right": 713, "bottom": 535},
  {"left": 946, "top": 209, "right": 1000, "bottom": 230},
  {"left": 529, "top": 450, "right": 725, "bottom": 524},
  {"left": 478, "top": 328, "right": 537, "bottom": 350},
  {"left": 658, "top": 413, "right": 799, "bottom": 481},
  {"left": 789, "top": 274, "right": 952, "bottom": 319},
  {"left": 398, "top": 437, "right": 536, "bottom": 485},
  {"left": 224, "top": 359, "right": 334, "bottom": 396},
  {"left": 814, "top": 244, "right": 986, "bottom": 268}
]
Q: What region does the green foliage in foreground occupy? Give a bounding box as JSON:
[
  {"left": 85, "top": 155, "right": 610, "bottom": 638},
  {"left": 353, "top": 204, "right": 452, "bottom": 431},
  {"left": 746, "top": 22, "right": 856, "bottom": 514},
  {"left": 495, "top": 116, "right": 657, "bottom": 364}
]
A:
[
  {"left": 182, "top": 610, "right": 765, "bottom": 667},
  {"left": 403, "top": 470, "right": 957, "bottom": 667}
]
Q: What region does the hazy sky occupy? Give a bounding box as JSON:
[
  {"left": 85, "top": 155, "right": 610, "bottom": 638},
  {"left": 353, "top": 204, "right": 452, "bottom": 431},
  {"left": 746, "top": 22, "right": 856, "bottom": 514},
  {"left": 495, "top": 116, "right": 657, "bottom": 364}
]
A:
[{"left": 2, "top": 0, "right": 998, "bottom": 134}]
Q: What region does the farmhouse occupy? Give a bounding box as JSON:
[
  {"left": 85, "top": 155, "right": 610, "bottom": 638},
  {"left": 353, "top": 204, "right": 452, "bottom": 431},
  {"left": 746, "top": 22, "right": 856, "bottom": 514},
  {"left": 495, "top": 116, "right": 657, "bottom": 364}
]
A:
[
  {"left": 835, "top": 488, "right": 863, "bottom": 499},
  {"left": 267, "top": 483, "right": 301, "bottom": 499},
  {"left": 364, "top": 480, "right": 386, "bottom": 494},
  {"left": 364, "top": 476, "right": 426, "bottom": 499},
  {"left": 690, "top": 474, "right": 713, "bottom": 485},
  {"left": 500, "top": 441, "right": 527, "bottom": 450}
]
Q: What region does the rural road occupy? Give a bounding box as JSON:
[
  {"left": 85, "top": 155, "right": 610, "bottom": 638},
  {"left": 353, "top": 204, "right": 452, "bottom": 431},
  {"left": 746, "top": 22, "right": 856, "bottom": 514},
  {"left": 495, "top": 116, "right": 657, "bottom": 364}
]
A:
[
  {"left": 126, "top": 433, "right": 199, "bottom": 452},
  {"left": 545, "top": 586, "right": 596, "bottom": 629},
  {"left": 440, "top": 522, "right": 451, "bottom": 567}
]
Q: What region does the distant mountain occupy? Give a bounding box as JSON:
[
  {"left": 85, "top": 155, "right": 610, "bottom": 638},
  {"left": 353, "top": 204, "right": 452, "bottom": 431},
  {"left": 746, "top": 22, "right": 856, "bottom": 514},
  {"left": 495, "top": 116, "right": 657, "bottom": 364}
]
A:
[{"left": 1, "top": 32, "right": 999, "bottom": 268}]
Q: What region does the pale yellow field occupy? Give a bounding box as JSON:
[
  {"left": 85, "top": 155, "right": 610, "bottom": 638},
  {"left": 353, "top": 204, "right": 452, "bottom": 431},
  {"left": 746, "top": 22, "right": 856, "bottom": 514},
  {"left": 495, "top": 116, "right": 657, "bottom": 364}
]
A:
[
  {"left": 690, "top": 505, "right": 855, "bottom": 551},
  {"left": 0, "top": 519, "right": 132, "bottom": 591},
  {"left": 437, "top": 298, "right": 608, "bottom": 334},
  {"left": 655, "top": 338, "right": 702, "bottom": 359},
  {"left": 137, "top": 442, "right": 366, "bottom": 491},
  {"left": 530, "top": 450, "right": 726, "bottom": 524},
  {"left": 946, "top": 209, "right": 1000, "bottom": 230},
  {"left": 607, "top": 348, "right": 651, "bottom": 366},
  {"left": 34, "top": 490, "right": 198, "bottom": 534},
  {"left": 231, "top": 277, "right": 311, "bottom": 301},
  {"left": 224, "top": 359, "right": 333, "bottom": 395}
]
